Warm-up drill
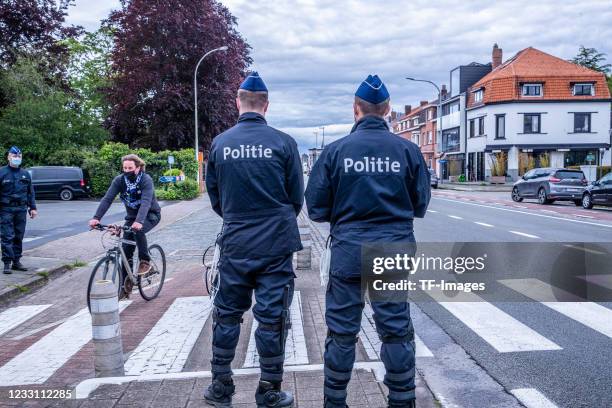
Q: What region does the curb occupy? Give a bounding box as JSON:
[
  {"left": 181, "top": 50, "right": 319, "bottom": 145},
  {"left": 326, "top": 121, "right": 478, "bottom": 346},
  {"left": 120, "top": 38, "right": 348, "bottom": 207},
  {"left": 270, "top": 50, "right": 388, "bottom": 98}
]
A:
[
  {"left": 438, "top": 184, "right": 513, "bottom": 192},
  {"left": 0, "top": 263, "right": 71, "bottom": 304}
]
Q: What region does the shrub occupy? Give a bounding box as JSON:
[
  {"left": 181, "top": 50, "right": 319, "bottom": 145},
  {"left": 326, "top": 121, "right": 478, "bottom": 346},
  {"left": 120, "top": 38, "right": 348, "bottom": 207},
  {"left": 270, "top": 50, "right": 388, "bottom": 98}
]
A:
[
  {"left": 164, "top": 168, "right": 182, "bottom": 177},
  {"left": 156, "top": 179, "right": 199, "bottom": 201}
]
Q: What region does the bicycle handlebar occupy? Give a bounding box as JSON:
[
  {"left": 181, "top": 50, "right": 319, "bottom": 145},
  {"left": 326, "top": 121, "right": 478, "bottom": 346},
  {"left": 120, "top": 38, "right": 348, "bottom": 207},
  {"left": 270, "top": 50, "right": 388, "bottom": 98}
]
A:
[{"left": 91, "top": 224, "right": 133, "bottom": 233}]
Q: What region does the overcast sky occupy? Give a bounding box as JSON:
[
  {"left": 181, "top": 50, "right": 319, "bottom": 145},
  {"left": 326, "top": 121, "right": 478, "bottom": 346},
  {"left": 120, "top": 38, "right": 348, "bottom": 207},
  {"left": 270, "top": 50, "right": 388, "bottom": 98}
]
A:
[{"left": 66, "top": 0, "right": 612, "bottom": 152}]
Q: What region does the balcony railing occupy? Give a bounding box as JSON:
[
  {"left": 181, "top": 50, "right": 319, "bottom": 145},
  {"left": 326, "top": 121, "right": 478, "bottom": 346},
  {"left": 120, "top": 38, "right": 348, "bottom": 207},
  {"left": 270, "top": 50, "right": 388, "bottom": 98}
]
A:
[{"left": 437, "top": 111, "right": 460, "bottom": 130}]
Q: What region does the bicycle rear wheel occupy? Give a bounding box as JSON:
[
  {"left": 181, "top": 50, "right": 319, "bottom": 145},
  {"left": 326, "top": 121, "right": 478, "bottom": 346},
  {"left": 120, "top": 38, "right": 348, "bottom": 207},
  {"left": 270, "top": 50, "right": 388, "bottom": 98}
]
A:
[
  {"left": 138, "top": 244, "right": 166, "bottom": 301},
  {"left": 87, "top": 255, "right": 121, "bottom": 313}
]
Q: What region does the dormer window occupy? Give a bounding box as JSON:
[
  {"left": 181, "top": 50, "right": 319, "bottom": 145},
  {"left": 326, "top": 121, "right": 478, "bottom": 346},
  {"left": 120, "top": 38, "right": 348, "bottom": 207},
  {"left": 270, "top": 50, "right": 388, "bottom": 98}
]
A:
[
  {"left": 522, "top": 84, "right": 542, "bottom": 97},
  {"left": 573, "top": 83, "right": 594, "bottom": 96},
  {"left": 474, "top": 89, "right": 483, "bottom": 103}
]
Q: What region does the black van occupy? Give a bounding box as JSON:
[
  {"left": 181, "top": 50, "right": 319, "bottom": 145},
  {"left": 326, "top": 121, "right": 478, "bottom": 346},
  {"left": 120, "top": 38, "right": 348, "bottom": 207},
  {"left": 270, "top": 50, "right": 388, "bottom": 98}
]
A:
[{"left": 27, "top": 166, "right": 91, "bottom": 201}]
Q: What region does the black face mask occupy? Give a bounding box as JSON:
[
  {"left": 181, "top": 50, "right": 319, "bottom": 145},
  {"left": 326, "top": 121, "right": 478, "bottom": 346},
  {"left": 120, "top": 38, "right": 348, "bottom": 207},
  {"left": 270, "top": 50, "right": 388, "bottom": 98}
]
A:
[{"left": 124, "top": 171, "right": 137, "bottom": 182}]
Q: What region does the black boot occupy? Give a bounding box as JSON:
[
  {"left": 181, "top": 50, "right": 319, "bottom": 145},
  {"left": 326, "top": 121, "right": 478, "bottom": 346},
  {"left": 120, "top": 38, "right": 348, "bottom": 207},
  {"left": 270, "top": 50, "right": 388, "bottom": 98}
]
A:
[
  {"left": 324, "top": 396, "right": 348, "bottom": 408},
  {"left": 3, "top": 263, "right": 11, "bottom": 274},
  {"left": 388, "top": 399, "right": 416, "bottom": 408},
  {"left": 255, "top": 381, "right": 294, "bottom": 407},
  {"left": 204, "top": 375, "right": 235, "bottom": 407},
  {"left": 11, "top": 261, "right": 28, "bottom": 271}
]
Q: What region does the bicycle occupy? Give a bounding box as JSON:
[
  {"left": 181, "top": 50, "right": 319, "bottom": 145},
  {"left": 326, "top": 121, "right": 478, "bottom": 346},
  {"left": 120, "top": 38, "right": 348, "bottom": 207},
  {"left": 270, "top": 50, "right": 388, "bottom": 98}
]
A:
[{"left": 87, "top": 224, "right": 166, "bottom": 312}]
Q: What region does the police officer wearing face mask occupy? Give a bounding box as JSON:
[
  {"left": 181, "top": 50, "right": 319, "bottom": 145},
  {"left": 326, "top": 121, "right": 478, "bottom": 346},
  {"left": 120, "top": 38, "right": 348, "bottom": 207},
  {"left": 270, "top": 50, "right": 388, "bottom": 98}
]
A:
[
  {"left": 1, "top": 146, "right": 37, "bottom": 274},
  {"left": 88, "top": 154, "right": 161, "bottom": 298},
  {"left": 305, "top": 75, "right": 431, "bottom": 408},
  {"left": 204, "top": 72, "right": 303, "bottom": 408}
]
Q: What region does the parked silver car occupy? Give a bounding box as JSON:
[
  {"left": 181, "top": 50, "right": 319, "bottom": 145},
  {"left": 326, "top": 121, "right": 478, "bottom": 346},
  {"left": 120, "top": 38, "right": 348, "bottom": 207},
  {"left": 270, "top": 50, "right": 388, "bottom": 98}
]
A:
[
  {"left": 511, "top": 168, "right": 587, "bottom": 205},
  {"left": 429, "top": 169, "right": 439, "bottom": 189}
]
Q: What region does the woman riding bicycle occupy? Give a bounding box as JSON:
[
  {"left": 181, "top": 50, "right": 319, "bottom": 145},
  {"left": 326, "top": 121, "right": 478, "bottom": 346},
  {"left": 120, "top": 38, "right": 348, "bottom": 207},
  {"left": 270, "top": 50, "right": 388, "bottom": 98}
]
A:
[{"left": 88, "top": 154, "right": 161, "bottom": 298}]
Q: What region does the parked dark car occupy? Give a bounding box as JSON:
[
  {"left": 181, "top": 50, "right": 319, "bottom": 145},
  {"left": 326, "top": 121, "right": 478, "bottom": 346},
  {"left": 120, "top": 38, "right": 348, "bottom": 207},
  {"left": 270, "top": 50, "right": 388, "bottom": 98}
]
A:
[
  {"left": 27, "top": 166, "right": 91, "bottom": 201},
  {"left": 581, "top": 172, "right": 612, "bottom": 209},
  {"left": 511, "top": 167, "right": 587, "bottom": 205},
  {"left": 429, "top": 169, "right": 439, "bottom": 189}
]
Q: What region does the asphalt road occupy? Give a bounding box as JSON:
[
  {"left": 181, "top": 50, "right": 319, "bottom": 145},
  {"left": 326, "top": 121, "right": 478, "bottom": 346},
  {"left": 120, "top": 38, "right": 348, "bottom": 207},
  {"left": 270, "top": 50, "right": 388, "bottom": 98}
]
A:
[
  {"left": 23, "top": 199, "right": 172, "bottom": 251},
  {"left": 314, "top": 190, "right": 612, "bottom": 407}
]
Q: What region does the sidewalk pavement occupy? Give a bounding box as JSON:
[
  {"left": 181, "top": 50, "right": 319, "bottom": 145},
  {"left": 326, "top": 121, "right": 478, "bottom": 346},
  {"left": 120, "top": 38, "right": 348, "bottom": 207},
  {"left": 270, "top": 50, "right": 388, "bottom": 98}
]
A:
[
  {"left": 0, "top": 197, "right": 208, "bottom": 304},
  {"left": 438, "top": 182, "right": 513, "bottom": 192}
]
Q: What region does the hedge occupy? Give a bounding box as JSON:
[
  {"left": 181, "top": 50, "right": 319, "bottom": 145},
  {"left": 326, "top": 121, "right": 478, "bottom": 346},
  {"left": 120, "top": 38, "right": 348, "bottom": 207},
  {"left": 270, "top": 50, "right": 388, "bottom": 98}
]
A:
[
  {"left": 155, "top": 179, "right": 199, "bottom": 201},
  {"left": 80, "top": 142, "right": 198, "bottom": 196}
]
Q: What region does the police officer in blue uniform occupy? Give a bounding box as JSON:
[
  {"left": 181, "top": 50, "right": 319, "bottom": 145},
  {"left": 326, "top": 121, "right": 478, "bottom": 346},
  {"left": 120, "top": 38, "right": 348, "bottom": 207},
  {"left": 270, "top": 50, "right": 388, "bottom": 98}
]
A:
[
  {"left": 1, "top": 146, "right": 37, "bottom": 274},
  {"left": 204, "top": 72, "right": 303, "bottom": 408},
  {"left": 305, "top": 75, "right": 430, "bottom": 408}
]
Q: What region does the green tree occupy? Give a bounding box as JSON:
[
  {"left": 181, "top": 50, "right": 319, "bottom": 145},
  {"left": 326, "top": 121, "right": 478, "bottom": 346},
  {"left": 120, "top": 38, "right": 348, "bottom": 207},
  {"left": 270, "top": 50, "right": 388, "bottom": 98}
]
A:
[
  {"left": 0, "top": 57, "right": 107, "bottom": 165},
  {"left": 62, "top": 27, "right": 114, "bottom": 122},
  {"left": 571, "top": 45, "right": 612, "bottom": 94}
]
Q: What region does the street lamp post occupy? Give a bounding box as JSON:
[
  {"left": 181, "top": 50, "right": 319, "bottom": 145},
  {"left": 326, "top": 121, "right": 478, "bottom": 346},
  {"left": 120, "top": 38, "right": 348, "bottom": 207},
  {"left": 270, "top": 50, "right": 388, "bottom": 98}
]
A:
[
  {"left": 194, "top": 45, "right": 228, "bottom": 189},
  {"left": 319, "top": 126, "right": 326, "bottom": 148},
  {"left": 406, "top": 77, "right": 443, "bottom": 182}
]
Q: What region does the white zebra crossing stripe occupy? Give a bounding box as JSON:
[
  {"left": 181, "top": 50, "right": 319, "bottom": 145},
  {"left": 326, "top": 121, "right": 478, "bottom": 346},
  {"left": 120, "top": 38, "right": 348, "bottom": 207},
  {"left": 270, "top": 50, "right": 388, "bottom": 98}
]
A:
[
  {"left": 0, "top": 305, "right": 52, "bottom": 336},
  {"left": 0, "top": 301, "right": 131, "bottom": 386},
  {"left": 243, "top": 291, "right": 308, "bottom": 367},
  {"left": 124, "top": 296, "right": 212, "bottom": 375},
  {"left": 427, "top": 289, "right": 561, "bottom": 352},
  {"left": 511, "top": 388, "right": 559, "bottom": 408},
  {"left": 500, "top": 278, "right": 612, "bottom": 340},
  {"left": 360, "top": 303, "right": 433, "bottom": 358}
]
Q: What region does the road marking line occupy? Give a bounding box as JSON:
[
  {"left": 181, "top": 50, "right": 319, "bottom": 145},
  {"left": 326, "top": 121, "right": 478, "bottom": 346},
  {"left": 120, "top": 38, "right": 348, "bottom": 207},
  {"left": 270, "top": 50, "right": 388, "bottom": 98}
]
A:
[
  {"left": 500, "top": 278, "right": 612, "bottom": 339},
  {"left": 243, "top": 291, "right": 308, "bottom": 367},
  {"left": 0, "top": 305, "right": 52, "bottom": 337},
  {"left": 124, "top": 296, "right": 212, "bottom": 376},
  {"left": 0, "top": 301, "right": 131, "bottom": 385},
  {"left": 509, "top": 230, "right": 540, "bottom": 239},
  {"left": 448, "top": 215, "right": 463, "bottom": 220},
  {"left": 360, "top": 303, "right": 433, "bottom": 358},
  {"left": 427, "top": 289, "right": 561, "bottom": 353},
  {"left": 540, "top": 209, "right": 557, "bottom": 213},
  {"left": 433, "top": 197, "right": 612, "bottom": 228},
  {"left": 511, "top": 388, "right": 559, "bottom": 408},
  {"left": 427, "top": 210, "right": 438, "bottom": 213},
  {"left": 474, "top": 222, "right": 494, "bottom": 228},
  {"left": 23, "top": 237, "right": 42, "bottom": 243},
  {"left": 573, "top": 213, "right": 594, "bottom": 219},
  {"left": 563, "top": 244, "right": 607, "bottom": 255}
]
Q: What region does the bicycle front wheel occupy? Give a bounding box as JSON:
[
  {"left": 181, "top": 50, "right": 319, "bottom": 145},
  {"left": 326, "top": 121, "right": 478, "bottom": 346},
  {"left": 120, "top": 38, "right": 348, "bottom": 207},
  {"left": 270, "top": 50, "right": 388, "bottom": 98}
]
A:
[
  {"left": 87, "top": 255, "right": 121, "bottom": 313},
  {"left": 138, "top": 244, "right": 166, "bottom": 301}
]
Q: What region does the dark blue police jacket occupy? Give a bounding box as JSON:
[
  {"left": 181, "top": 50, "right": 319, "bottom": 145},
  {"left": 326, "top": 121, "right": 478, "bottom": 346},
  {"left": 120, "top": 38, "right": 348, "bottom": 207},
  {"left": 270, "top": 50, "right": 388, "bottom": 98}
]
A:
[
  {"left": 0, "top": 165, "right": 36, "bottom": 212},
  {"left": 206, "top": 112, "right": 304, "bottom": 258},
  {"left": 305, "top": 115, "right": 431, "bottom": 279}
]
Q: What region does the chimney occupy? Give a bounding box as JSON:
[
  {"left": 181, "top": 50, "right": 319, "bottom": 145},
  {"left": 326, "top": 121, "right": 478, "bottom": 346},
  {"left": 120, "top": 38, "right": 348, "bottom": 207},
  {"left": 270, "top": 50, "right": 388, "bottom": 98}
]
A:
[
  {"left": 404, "top": 105, "right": 412, "bottom": 115},
  {"left": 441, "top": 85, "right": 448, "bottom": 99},
  {"left": 492, "top": 43, "right": 503, "bottom": 69},
  {"left": 420, "top": 100, "right": 428, "bottom": 107}
]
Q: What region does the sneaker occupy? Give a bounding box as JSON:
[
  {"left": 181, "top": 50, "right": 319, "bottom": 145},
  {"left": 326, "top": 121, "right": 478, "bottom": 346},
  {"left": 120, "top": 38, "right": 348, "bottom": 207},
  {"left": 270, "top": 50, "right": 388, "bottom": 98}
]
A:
[
  {"left": 255, "top": 381, "right": 294, "bottom": 408},
  {"left": 388, "top": 399, "right": 416, "bottom": 408},
  {"left": 138, "top": 260, "right": 152, "bottom": 276},
  {"left": 204, "top": 376, "right": 235, "bottom": 407},
  {"left": 3, "top": 263, "right": 11, "bottom": 274},
  {"left": 11, "top": 261, "right": 28, "bottom": 271},
  {"left": 121, "top": 277, "right": 133, "bottom": 299}
]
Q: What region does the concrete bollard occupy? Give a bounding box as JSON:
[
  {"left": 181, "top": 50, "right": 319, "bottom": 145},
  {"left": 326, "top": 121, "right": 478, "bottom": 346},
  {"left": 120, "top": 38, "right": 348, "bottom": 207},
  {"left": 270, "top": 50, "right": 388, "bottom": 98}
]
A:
[
  {"left": 297, "top": 240, "right": 312, "bottom": 270},
  {"left": 90, "top": 280, "right": 125, "bottom": 377},
  {"left": 299, "top": 227, "right": 311, "bottom": 242}
]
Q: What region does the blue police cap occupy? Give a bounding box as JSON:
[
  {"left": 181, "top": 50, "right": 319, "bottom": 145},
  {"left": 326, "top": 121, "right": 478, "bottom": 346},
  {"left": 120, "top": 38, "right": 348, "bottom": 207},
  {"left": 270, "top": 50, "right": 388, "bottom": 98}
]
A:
[
  {"left": 239, "top": 71, "right": 268, "bottom": 92},
  {"left": 355, "top": 74, "right": 390, "bottom": 104},
  {"left": 8, "top": 146, "right": 22, "bottom": 155}
]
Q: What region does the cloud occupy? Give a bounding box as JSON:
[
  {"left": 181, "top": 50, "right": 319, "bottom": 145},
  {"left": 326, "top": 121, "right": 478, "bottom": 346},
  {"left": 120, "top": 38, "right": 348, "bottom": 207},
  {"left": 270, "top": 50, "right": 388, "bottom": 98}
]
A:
[{"left": 66, "top": 0, "right": 612, "bottom": 152}]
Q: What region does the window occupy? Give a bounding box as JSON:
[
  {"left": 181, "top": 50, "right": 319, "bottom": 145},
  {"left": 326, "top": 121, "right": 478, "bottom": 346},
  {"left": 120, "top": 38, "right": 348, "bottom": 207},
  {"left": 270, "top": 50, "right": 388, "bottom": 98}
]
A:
[
  {"left": 412, "top": 132, "right": 420, "bottom": 145},
  {"left": 428, "top": 109, "right": 433, "bottom": 120},
  {"left": 469, "top": 119, "right": 475, "bottom": 138},
  {"left": 474, "top": 89, "right": 483, "bottom": 103},
  {"left": 478, "top": 117, "right": 485, "bottom": 135},
  {"left": 523, "top": 113, "right": 541, "bottom": 133},
  {"left": 522, "top": 84, "right": 542, "bottom": 96},
  {"left": 573, "top": 83, "right": 594, "bottom": 96},
  {"left": 428, "top": 131, "right": 433, "bottom": 144},
  {"left": 574, "top": 113, "right": 591, "bottom": 133},
  {"left": 495, "top": 114, "right": 505, "bottom": 139}
]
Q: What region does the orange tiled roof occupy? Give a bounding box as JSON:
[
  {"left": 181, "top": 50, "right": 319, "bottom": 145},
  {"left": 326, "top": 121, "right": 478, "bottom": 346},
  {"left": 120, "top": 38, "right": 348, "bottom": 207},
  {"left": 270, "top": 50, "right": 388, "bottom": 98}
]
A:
[{"left": 468, "top": 47, "right": 611, "bottom": 107}]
